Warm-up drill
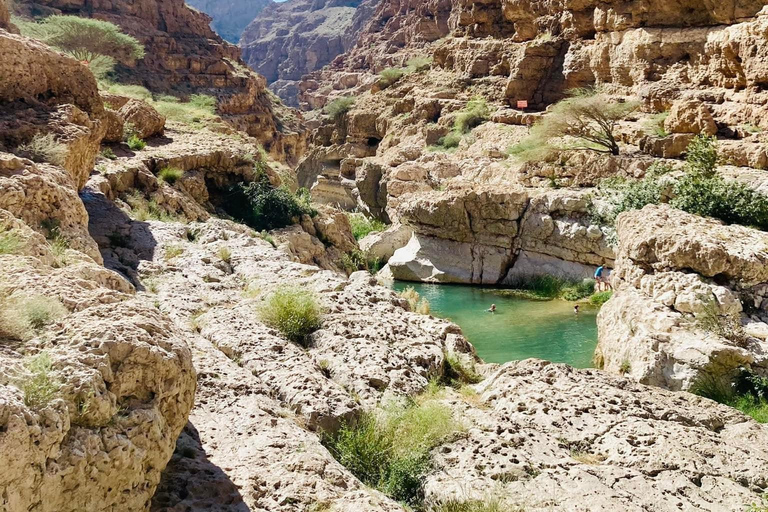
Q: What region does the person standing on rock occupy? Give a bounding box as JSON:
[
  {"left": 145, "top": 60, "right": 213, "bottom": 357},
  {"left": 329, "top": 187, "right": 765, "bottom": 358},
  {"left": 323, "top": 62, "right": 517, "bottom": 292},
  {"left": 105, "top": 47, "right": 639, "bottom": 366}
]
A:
[{"left": 595, "top": 266, "right": 605, "bottom": 291}]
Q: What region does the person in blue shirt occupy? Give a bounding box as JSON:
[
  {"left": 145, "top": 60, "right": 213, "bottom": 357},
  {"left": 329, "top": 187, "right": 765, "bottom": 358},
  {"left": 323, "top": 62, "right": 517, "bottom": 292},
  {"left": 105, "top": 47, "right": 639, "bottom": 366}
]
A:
[{"left": 595, "top": 265, "right": 610, "bottom": 291}]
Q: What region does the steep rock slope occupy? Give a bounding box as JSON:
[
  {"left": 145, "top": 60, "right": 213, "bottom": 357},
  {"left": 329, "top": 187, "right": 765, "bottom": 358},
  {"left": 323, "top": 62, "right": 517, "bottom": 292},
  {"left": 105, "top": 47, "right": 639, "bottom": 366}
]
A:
[
  {"left": 185, "top": 0, "right": 272, "bottom": 43},
  {"left": 240, "top": 0, "right": 380, "bottom": 106},
  {"left": 0, "top": 14, "right": 195, "bottom": 511},
  {"left": 17, "top": 0, "right": 306, "bottom": 163}
]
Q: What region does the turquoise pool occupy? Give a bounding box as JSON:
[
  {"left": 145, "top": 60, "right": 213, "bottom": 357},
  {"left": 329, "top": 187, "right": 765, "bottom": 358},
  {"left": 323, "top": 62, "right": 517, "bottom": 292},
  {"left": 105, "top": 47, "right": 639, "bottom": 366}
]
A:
[{"left": 393, "top": 281, "right": 599, "bottom": 368}]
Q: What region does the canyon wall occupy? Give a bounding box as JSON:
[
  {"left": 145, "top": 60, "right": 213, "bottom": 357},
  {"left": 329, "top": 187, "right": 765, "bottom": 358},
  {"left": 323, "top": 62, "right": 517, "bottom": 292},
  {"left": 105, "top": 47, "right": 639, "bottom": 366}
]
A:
[
  {"left": 240, "top": 0, "right": 380, "bottom": 106},
  {"left": 16, "top": 0, "right": 307, "bottom": 163},
  {"left": 185, "top": 0, "right": 271, "bottom": 43}
]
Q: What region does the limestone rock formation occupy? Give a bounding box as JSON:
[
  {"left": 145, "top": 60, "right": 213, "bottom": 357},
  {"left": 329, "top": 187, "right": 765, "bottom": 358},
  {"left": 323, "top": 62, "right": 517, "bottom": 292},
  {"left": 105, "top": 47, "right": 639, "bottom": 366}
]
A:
[
  {"left": 240, "top": 0, "right": 380, "bottom": 106},
  {"left": 18, "top": 0, "right": 306, "bottom": 163},
  {"left": 185, "top": 0, "right": 272, "bottom": 43},
  {"left": 118, "top": 99, "right": 166, "bottom": 139},
  {"left": 597, "top": 205, "right": 768, "bottom": 389},
  {"left": 426, "top": 360, "right": 768, "bottom": 511}
]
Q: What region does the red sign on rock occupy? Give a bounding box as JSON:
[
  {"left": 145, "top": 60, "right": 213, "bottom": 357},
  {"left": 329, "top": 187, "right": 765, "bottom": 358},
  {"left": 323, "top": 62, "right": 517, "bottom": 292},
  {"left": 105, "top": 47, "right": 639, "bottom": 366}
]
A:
[{"left": 517, "top": 100, "right": 528, "bottom": 109}]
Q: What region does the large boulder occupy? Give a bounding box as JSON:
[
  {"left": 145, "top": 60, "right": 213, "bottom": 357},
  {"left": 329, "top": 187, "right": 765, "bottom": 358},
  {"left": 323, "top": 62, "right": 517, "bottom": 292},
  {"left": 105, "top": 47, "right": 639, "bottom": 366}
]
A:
[
  {"left": 664, "top": 99, "right": 718, "bottom": 136},
  {"left": 118, "top": 99, "right": 166, "bottom": 139},
  {"left": 597, "top": 205, "right": 768, "bottom": 389}
]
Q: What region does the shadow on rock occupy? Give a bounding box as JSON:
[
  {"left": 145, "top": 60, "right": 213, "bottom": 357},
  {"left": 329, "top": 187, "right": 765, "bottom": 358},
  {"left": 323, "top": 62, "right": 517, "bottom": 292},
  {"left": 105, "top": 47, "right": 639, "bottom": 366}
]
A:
[{"left": 151, "top": 422, "right": 250, "bottom": 512}]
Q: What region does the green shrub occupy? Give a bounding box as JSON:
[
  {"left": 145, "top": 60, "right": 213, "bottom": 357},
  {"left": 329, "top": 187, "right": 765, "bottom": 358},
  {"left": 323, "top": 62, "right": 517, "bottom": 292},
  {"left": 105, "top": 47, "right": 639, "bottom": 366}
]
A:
[
  {"left": 506, "top": 274, "right": 568, "bottom": 299},
  {"left": 691, "top": 296, "right": 748, "bottom": 345},
  {"left": 645, "top": 111, "right": 669, "bottom": 137},
  {"left": 324, "top": 97, "right": 355, "bottom": 121},
  {"left": 102, "top": 82, "right": 153, "bottom": 101},
  {"left": 100, "top": 147, "right": 117, "bottom": 160},
  {"left": 126, "top": 134, "right": 146, "bottom": 150},
  {"left": 20, "top": 352, "right": 60, "bottom": 408},
  {"left": 443, "top": 352, "right": 482, "bottom": 385},
  {"left": 348, "top": 213, "right": 387, "bottom": 240},
  {"left": 671, "top": 172, "right": 768, "bottom": 230},
  {"left": 378, "top": 67, "right": 406, "bottom": 89},
  {"left": 324, "top": 400, "right": 459, "bottom": 506},
  {"left": 157, "top": 166, "right": 183, "bottom": 185},
  {"left": 685, "top": 134, "right": 718, "bottom": 177},
  {"left": 16, "top": 15, "right": 144, "bottom": 63},
  {"left": 259, "top": 286, "right": 323, "bottom": 346},
  {"left": 16, "top": 133, "right": 67, "bottom": 166},
  {"left": 454, "top": 96, "right": 490, "bottom": 134},
  {"left": 437, "top": 131, "right": 462, "bottom": 149},
  {"left": 691, "top": 370, "right": 768, "bottom": 424},
  {"left": 619, "top": 360, "right": 631, "bottom": 375},
  {"left": 223, "top": 172, "right": 316, "bottom": 231},
  {"left": 259, "top": 230, "right": 276, "bottom": 247},
  {"left": 560, "top": 278, "right": 595, "bottom": 301},
  {"left": 589, "top": 291, "right": 613, "bottom": 306},
  {"left": 88, "top": 54, "right": 116, "bottom": 81},
  {"left": 153, "top": 94, "right": 217, "bottom": 126},
  {"left": 428, "top": 498, "right": 506, "bottom": 512},
  {"left": 0, "top": 295, "right": 67, "bottom": 341},
  {"left": 405, "top": 56, "right": 432, "bottom": 72},
  {"left": 0, "top": 227, "right": 22, "bottom": 255},
  {"left": 123, "top": 191, "right": 184, "bottom": 222},
  {"left": 591, "top": 136, "right": 768, "bottom": 231}
]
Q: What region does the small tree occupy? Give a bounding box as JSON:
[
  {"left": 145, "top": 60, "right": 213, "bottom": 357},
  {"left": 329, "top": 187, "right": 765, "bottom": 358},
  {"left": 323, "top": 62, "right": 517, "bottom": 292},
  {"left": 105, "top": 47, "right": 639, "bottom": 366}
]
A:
[
  {"left": 513, "top": 90, "right": 638, "bottom": 159},
  {"left": 24, "top": 16, "right": 144, "bottom": 64}
]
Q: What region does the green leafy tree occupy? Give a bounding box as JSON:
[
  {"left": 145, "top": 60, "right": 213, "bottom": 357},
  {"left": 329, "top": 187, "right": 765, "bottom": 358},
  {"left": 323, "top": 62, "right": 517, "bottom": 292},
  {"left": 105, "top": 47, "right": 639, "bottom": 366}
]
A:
[
  {"left": 512, "top": 90, "right": 638, "bottom": 159},
  {"left": 21, "top": 15, "right": 144, "bottom": 64}
]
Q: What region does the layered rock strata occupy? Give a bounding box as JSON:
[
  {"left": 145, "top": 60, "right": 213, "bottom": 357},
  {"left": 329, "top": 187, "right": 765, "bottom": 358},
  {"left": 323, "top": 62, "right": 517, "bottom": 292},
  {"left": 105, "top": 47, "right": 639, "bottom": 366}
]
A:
[
  {"left": 241, "top": 0, "right": 380, "bottom": 106},
  {"left": 19, "top": 0, "right": 306, "bottom": 163}
]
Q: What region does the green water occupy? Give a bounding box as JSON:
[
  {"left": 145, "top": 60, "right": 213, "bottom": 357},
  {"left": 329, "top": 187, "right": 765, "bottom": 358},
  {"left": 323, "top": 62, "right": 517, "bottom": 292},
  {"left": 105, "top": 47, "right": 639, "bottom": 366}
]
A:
[{"left": 393, "top": 281, "right": 598, "bottom": 368}]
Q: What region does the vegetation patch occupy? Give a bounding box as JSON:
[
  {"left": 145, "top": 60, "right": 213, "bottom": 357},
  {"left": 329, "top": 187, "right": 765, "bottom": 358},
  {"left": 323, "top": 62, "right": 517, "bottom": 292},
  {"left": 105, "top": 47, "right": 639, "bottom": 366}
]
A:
[
  {"left": 324, "top": 97, "right": 355, "bottom": 121},
  {"left": 691, "top": 367, "right": 768, "bottom": 423},
  {"left": 442, "top": 352, "right": 482, "bottom": 386},
  {"left": 259, "top": 286, "right": 323, "bottom": 346},
  {"left": 340, "top": 249, "right": 382, "bottom": 276},
  {"left": 0, "top": 294, "right": 67, "bottom": 341},
  {"left": 20, "top": 352, "right": 61, "bottom": 408},
  {"left": 126, "top": 134, "right": 146, "bottom": 151},
  {"left": 223, "top": 171, "right": 316, "bottom": 231},
  {"left": 348, "top": 212, "right": 387, "bottom": 240},
  {"left": 323, "top": 399, "right": 460, "bottom": 507},
  {"left": 16, "top": 133, "right": 67, "bottom": 166},
  {"left": 398, "top": 286, "right": 431, "bottom": 315},
  {"left": 0, "top": 226, "right": 22, "bottom": 255},
  {"left": 504, "top": 274, "right": 597, "bottom": 302},
  {"left": 589, "top": 136, "right": 768, "bottom": 234},
  {"left": 123, "top": 191, "right": 185, "bottom": 223},
  {"left": 153, "top": 94, "right": 218, "bottom": 126},
  {"left": 378, "top": 67, "right": 406, "bottom": 89},
  {"left": 509, "top": 89, "right": 638, "bottom": 160},
  {"left": 589, "top": 291, "right": 613, "bottom": 306},
  {"left": 427, "top": 497, "right": 508, "bottom": 512},
  {"left": 454, "top": 96, "right": 490, "bottom": 134},
  {"left": 157, "top": 166, "right": 183, "bottom": 185}
]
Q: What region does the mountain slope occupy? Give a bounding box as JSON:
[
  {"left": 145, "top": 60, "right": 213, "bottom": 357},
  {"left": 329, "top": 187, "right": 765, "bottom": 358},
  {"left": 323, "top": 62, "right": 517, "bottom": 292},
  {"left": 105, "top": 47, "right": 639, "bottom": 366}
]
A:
[{"left": 186, "top": 0, "right": 272, "bottom": 43}]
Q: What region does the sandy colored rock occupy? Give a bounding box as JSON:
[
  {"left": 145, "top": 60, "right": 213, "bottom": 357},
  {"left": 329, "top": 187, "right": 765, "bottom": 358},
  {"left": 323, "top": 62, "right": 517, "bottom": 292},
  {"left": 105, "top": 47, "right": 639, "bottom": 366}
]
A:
[
  {"left": 597, "top": 205, "right": 768, "bottom": 390},
  {"left": 664, "top": 99, "right": 718, "bottom": 136},
  {"left": 426, "top": 360, "right": 768, "bottom": 511},
  {"left": 119, "top": 99, "right": 166, "bottom": 140}
]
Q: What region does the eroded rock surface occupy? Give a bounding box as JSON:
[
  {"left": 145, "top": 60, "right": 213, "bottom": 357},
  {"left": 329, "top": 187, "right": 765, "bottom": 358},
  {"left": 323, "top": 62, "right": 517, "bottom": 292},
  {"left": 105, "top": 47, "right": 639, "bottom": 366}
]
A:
[
  {"left": 597, "top": 205, "right": 768, "bottom": 389},
  {"left": 427, "top": 360, "right": 768, "bottom": 511}
]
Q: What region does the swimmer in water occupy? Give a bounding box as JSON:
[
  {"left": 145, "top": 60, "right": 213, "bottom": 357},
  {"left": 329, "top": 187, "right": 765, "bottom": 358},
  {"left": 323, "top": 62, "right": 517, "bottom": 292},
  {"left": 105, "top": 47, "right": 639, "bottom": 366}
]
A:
[
  {"left": 488, "top": 304, "right": 496, "bottom": 313},
  {"left": 574, "top": 305, "right": 580, "bottom": 315}
]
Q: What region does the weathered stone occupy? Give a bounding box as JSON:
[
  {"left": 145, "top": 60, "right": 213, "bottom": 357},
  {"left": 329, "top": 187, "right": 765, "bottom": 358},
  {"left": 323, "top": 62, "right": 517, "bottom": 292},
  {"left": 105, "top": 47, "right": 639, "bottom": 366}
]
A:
[{"left": 118, "top": 99, "right": 166, "bottom": 140}]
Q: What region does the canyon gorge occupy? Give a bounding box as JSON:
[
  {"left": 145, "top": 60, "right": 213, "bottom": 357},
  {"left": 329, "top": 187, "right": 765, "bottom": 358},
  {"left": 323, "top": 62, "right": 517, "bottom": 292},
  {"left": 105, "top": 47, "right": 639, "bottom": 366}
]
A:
[{"left": 1, "top": 0, "right": 768, "bottom": 510}]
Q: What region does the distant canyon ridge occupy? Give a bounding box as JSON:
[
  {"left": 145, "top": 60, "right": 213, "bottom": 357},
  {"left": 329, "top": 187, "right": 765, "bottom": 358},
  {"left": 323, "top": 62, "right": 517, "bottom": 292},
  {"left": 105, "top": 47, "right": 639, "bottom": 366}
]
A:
[{"left": 189, "top": 0, "right": 379, "bottom": 106}]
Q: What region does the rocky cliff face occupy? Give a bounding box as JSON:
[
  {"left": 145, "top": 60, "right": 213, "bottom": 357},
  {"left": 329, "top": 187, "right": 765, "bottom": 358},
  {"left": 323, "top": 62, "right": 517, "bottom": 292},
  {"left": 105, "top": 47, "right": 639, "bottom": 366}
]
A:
[
  {"left": 0, "top": 13, "right": 196, "bottom": 510},
  {"left": 17, "top": 0, "right": 306, "bottom": 164},
  {"left": 185, "top": 0, "right": 272, "bottom": 43},
  {"left": 240, "top": 0, "right": 380, "bottom": 106}
]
